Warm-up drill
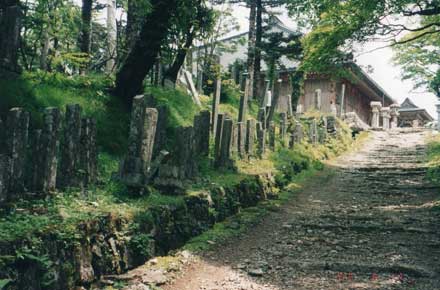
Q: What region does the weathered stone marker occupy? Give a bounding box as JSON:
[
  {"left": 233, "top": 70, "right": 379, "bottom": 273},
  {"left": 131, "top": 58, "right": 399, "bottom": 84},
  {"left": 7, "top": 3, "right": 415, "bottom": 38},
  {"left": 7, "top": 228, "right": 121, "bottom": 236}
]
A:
[
  {"left": 245, "top": 119, "right": 256, "bottom": 157},
  {"left": 214, "top": 113, "right": 225, "bottom": 162},
  {"left": 215, "top": 117, "right": 233, "bottom": 169},
  {"left": 175, "top": 126, "right": 197, "bottom": 179},
  {"left": 268, "top": 121, "right": 275, "bottom": 151},
  {"left": 370, "top": 101, "right": 382, "bottom": 129},
  {"left": 39, "top": 107, "right": 62, "bottom": 192},
  {"left": 257, "top": 107, "right": 266, "bottom": 130},
  {"left": 237, "top": 121, "right": 246, "bottom": 157},
  {"left": 59, "top": 104, "right": 82, "bottom": 187},
  {"left": 294, "top": 121, "right": 303, "bottom": 144},
  {"left": 80, "top": 118, "right": 98, "bottom": 186},
  {"left": 327, "top": 116, "right": 337, "bottom": 134},
  {"left": 211, "top": 77, "right": 221, "bottom": 134},
  {"left": 257, "top": 122, "right": 265, "bottom": 158},
  {"left": 29, "top": 129, "right": 43, "bottom": 191},
  {"left": 193, "top": 110, "right": 210, "bottom": 156},
  {"left": 6, "top": 107, "right": 29, "bottom": 194},
  {"left": 309, "top": 119, "right": 318, "bottom": 145},
  {"left": 0, "top": 155, "right": 10, "bottom": 203},
  {"left": 279, "top": 113, "right": 287, "bottom": 147},
  {"left": 231, "top": 123, "right": 238, "bottom": 154},
  {"left": 119, "top": 95, "right": 158, "bottom": 186}
]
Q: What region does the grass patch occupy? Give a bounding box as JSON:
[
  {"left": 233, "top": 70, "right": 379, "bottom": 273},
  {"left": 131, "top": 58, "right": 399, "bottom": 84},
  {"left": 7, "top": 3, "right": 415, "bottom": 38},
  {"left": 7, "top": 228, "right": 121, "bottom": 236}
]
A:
[{"left": 0, "top": 71, "right": 128, "bottom": 155}]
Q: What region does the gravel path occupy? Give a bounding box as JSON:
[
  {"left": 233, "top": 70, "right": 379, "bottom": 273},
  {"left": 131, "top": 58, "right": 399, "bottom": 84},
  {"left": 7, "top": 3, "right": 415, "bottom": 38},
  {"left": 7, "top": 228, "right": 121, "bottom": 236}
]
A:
[{"left": 163, "top": 129, "right": 440, "bottom": 290}]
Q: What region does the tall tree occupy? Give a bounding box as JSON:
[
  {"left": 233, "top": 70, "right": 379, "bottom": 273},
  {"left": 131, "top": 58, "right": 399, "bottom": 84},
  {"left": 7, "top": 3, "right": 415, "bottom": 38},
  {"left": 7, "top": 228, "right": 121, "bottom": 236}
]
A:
[
  {"left": 79, "top": 0, "right": 93, "bottom": 55},
  {"left": 253, "top": 0, "right": 263, "bottom": 101},
  {"left": 106, "top": 0, "right": 117, "bottom": 73},
  {"left": 0, "top": 0, "right": 21, "bottom": 73},
  {"left": 393, "top": 15, "right": 440, "bottom": 98},
  {"left": 114, "top": 0, "right": 178, "bottom": 105},
  {"left": 246, "top": 0, "right": 257, "bottom": 99},
  {"left": 162, "top": 0, "right": 215, "bottom": 84}
]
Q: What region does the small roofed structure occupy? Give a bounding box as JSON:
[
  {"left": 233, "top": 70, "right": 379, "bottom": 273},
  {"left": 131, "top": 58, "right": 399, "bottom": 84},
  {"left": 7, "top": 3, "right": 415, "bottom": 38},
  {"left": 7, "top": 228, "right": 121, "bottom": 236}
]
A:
[{"left": 398, "top": 98, "right": 433, "bottom": 127}]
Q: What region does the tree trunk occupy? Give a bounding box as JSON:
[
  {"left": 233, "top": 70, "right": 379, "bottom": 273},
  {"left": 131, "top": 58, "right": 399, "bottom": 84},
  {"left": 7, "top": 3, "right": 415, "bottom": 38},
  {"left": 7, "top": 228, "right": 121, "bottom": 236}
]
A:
[
  {"left": 0, "top": 1, "right": 21, "bottom": 73},
  {"left": 163, "top": 28, "right": 195, "bottom": 85},
  {"left": 39, "top": 28, "right": 49, "bottom": 70},
  {"left": 106, "top": 0, "right": 117, "bottom": 73},
  {"left": 80, "top": 0, "right": 93, "bottom": 55},
  {"left": 114, "top": 0, "right": 177, "bottom": 105},
  {"left": 254, "top": 0, "right": 263, "bottom": 102},
  {"left": 126, "top": 0, "right": 149, "bottom": 50},
  {"left": 246, "top": 0, "right": 257, "bottom": 99}
]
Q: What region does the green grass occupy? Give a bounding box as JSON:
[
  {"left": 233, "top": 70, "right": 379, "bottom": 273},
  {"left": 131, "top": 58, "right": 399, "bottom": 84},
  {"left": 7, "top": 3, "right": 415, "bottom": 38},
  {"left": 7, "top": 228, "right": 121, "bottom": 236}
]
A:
[
  {"left": 0, "top": 71, "right": 128, "bottom": 155},
  {"left": 427, "top": 134, "right": 440, "bottom": 184}
]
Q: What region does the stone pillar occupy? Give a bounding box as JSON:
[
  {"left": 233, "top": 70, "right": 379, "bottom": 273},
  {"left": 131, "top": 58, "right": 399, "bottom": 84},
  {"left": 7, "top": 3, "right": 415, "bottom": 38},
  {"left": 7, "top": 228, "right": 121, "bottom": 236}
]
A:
[
  {"left": 211, "top": 77, "right": 221, "bottom": 134},
  {"left": 215, "top": 118, "right": 233, "bottom": 169},
  {"left": 390, "top": 104, "right": 400, "bottom": 129},
  {"left": 120, "top": 95, "right": 158, "bottom": 187},
  {"left": 381, "top": 107, "right": 391, "bottom": 130},
  {"left": 268, "top": 121, "right": 275, "bottom": 151},
  {"left": 214, "top": 113, "right": 225, "bottom": 163},
  {"left": 237, "top": 121, "right": 246, "bottom": 157},
  {"left": 59, "top": 104, "right": 82, "bottom": 188},
  {"left": 152, "top": 106, "right": 168, "bottom": 157},
  {"left": 193, "top": 110, "right": 210, "bottom": 156},
  {"left": 245, "top": 119, "right": 256, "bottom": 157},
  {"left": 175, "top": 126, "right": 197, "bottom": 179},
  {"left": 309, "top": 119, "right": 318, "bottom": 144},
  {"left": 256, "top": 122, "right": 265, "bottom": 159},
  {"left": 279, "top": 113, "right": 287, "bottom": 147},
  {"left": 294, "top": 121, "right": 303, "bottom": 144},
  {"left": 40, "top": 108, "right": 62, "bottom": 192},
  {"left": 0, "top": 155, "right": 11, "bottom": 204},
  {"left": 238, "top": 77, "right": 249, "bottom": 123},
  {"left": 230, "top": 123, "right": 238, "bottom": 154},
  {"left": 6, "top": 108, "right": 29, "bottom": 194},
  {"left": 370, "top": 101, "right": 382, "bottom": 129},
  {"left": 327, "top": 116, "right": 337, "bottom": 134},
  {"left": 28, "top": 129, "right": 43, "bottom": 191},
  {"left": 257, "top": 107, "right": 266, "bottom": 130},
  {"left": 80, "top": 118, "right": 98, "bottom": 187},
  {"left": 289, "top": 133, "right": 295, "bottom": 149}
]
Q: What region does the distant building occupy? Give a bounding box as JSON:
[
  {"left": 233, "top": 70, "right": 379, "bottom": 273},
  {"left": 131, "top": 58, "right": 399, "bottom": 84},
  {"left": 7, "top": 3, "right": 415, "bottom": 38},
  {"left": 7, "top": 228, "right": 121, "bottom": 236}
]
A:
[
  {"left": 300, "top": 63, "right": 396, "bottom": 126},
  {"left": 190, "top": 18, "right": 396, "bottom": 127},
  {"left": 398, "top": 98, "right": 433, "bottom": 127}
]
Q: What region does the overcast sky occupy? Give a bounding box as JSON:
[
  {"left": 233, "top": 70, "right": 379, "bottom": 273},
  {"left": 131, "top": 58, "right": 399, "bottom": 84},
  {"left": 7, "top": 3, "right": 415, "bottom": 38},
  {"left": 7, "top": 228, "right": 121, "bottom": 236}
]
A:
[{"left": 227, "top": 5, "right": 438, "bottom": 118}]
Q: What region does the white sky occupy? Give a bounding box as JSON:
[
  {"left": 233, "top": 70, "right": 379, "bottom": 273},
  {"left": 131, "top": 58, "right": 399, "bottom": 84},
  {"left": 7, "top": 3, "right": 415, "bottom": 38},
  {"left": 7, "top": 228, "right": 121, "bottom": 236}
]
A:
[{"left": 227, "top": 5, "right": 438, "bottom": 118}]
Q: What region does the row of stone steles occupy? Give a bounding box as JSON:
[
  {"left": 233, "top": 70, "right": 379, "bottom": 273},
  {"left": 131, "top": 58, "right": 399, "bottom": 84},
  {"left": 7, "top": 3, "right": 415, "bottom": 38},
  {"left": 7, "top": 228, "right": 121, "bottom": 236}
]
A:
[
  {"left": 116, "top": 94, "right": 336, "bottom": 190},
  {"left": 0, "top": 104, "right": 98, "bottom": 205}
]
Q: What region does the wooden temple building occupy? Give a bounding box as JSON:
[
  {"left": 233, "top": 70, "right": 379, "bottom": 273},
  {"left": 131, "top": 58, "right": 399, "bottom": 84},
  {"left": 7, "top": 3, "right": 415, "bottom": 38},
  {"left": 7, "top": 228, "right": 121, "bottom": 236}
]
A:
[{"left": 398, "top": 98, "right": 433, "bottom": 127}]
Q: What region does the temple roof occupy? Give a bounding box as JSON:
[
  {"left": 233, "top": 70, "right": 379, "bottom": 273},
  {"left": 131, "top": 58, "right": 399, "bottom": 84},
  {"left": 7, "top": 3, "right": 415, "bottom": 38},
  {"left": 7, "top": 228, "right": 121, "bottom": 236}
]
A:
[{"left": 398, "top": 98, "right": 434, "bottom": 121}]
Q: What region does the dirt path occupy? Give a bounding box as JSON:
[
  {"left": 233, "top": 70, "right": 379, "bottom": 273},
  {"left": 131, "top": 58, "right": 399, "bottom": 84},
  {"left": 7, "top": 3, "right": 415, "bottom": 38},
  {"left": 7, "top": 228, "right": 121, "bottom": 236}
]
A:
[{"left": 163, "top": 129, "right": 440, "bottom": 290}]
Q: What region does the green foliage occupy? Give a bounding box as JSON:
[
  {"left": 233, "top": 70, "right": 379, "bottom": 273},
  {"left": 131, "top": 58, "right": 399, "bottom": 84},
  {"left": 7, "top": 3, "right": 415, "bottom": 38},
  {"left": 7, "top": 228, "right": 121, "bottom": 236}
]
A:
[
  {"left": 392, "top": 16, "right": 440, "bottom": 97},
  {"left": 286, "top": 0, "right": 440, "bottom": 75},
  {"left": 272, "top": 147, "right": 313, "bottom": 184},
  {"left": 427, "top": 136, "right": 440, "bottom": 184}
]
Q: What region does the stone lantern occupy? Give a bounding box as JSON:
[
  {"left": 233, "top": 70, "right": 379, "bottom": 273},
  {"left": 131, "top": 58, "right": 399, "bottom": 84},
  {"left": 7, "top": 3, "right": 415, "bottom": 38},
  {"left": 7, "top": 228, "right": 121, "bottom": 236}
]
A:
[
  {"left": 381, "top": 107, "right": 391, "bottom": 130},
  {"left": 370, "top": 101, "right": 382, "bottom": 129},
  {"left": 390, "top": 104, "right": 400, "bottom": 129}
]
